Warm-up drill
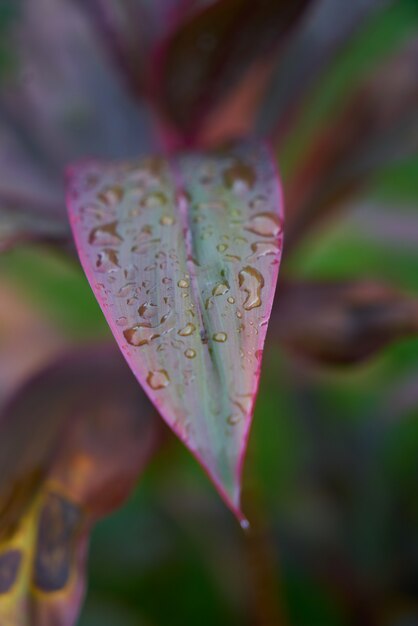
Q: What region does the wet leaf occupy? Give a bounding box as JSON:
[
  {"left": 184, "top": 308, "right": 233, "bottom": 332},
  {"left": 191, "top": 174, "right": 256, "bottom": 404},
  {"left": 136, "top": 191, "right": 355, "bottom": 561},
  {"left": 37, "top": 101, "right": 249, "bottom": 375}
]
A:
[
  {"left": 0, "top": 343, "right": 160, "bottom": 625},
  {"left": 272, "top": 280, "right": 418, "bottom": 365},
  {"left": 66, "top": 141, "right": 284, "bottom": 520},
  {"left": 156, "top": 0, "right": 311, "bottom": 140}
]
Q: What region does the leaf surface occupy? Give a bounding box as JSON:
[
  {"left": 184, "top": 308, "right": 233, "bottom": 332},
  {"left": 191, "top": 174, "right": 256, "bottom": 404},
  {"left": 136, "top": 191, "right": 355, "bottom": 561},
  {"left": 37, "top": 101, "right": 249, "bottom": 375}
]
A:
[{"left": 66, "top": 141, "right": 283, "bottom": 519}]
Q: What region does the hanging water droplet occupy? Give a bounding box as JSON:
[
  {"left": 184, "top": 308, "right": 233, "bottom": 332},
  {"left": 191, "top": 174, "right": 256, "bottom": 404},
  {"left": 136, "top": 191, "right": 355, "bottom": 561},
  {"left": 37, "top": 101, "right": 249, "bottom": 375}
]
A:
[
  {"left": 245, "top": 212, "right": 281, "bottom": 237},
  {"left": 212, "top": 282, "right": 229, "bottom": 296},
  {"left": 213, "top": 332, "right": 227, "bottom": 343},
  {"left": 146, "top": 369, "right": 170, "bottom": 389},
  {"left": 184, "top": 348, "right": 196, "bottom": 359},
  {"left": 238, "top": 266, "right": 264, "bottom": 311},
  {"left": 177, "top": 279, "right": 190, "bottom": 288},
  {"left": 116, "top": 316, "right": 127, "bottom": 327},
  {"left": 178, "top": 323, "right": 196, "bottom": 337}
]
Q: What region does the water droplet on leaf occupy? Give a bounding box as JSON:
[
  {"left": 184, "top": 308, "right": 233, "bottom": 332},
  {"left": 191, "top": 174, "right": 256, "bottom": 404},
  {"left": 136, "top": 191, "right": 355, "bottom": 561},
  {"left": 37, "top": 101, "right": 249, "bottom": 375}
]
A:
[
  {"left": 147, "top": 369, "right": 170, "bottom": 389},
  {"left": 238, "top": 266, "right": 264, "bottom": 310}
]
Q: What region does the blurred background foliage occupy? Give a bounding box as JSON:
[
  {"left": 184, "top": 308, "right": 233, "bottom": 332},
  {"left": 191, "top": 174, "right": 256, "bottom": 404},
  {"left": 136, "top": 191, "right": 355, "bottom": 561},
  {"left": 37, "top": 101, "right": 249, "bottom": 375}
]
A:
[{"left": 0, "top": 1, "right": 418, "bottom": 625}]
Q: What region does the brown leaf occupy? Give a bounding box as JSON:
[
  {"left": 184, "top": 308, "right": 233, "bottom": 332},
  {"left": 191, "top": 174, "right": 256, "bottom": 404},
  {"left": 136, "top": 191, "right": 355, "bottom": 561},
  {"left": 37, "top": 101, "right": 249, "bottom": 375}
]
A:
[
  {"left": 271, "top": 280, "right": 418, "bottom": 365},
  {"left": 156, "top": 0, "right": 311, "bottom": 140}
]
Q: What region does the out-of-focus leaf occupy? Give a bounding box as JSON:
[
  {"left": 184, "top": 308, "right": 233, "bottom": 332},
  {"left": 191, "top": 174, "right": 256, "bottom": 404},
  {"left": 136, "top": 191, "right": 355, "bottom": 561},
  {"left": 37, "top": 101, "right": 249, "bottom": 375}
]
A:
[
  {"left": 156, "top": 0, "right": 312, "bottom": 141},
  {"left": 0, "top": 0, "right": 158, "bottom": 252},
  {"left": 66, "top": 141, "right": 283, "bottom": 520},
  {"left": 257, "top": 0, "right": 392, "bottom": 137},
  {"left": 0, "top": 343, "right": 160, "bottom": 625},
  {"left": 271, "top": 280, "right": 418, "bottom": 365},
  {"left": 0, "top": 278, "right": 65, "bottom": 404},
  {"left": 0, "top": 192, "right": 69, "bottom": 252},
  {"left": 75, "top": 0, "right": 204, "bottom": 101},
  {"left": 284, "top": 36, "right": 418, "bottom": 249}
]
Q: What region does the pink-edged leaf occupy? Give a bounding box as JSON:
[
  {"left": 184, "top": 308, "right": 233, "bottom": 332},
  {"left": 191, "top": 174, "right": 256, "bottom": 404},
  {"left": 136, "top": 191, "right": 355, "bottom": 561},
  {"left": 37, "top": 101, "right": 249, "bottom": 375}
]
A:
[{"left": 66, "top": 141, "right": 284, "bottom": 521}]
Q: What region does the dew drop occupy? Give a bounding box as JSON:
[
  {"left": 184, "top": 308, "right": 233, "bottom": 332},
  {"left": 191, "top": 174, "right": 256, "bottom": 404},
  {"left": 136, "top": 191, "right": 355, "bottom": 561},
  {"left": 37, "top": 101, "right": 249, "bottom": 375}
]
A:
[
  {"left": 97, "top": 185, "right": 124, "bottom": 206},
  {"left": 217, "top": 243, "right": 228, "bottom": 253},
  {"left": 160, "top": 215, "right": 175, "bottom": 226},
  {"left": 245, "top": 212, "right": 281, "bottom": 237},
  {"left": 227, "top": 296, "right": 235, "bottom": 304},
  {"left": 184, "top": 348, "right": 196, "bottom": 359},
  {"left": 116, "top": 316, "right": 127, "bottom": 327},
  {"left": 124, "top": 326, "right": 160, "bottom": 347},
  {"left": 213, "top": 332, "right": 227, "bottom": 343},
  {"left": 116, "top": 282, "right": 135, "bottom": 297},
  {"left": 177, "top": 279, "right": 190, "bottom": 289},
  {"left": 250, "top": 240, "right": 279, "bottom": 257},
  {"left": 138, "top": 301, "right": 158, "bottom": 319},
  {"left": 238, "top": 266, "right": 264, "bottom": 311},
  {"left": 95, "top": 249, "right": 120, "bottom": 272},
  {"left": 146, "top": 369, "right": 170, "bottom": 390},
  {"left": 89, "top": 221, "right": 123, "bottom": 246},
  {"left": 212, "top": 282, "right": 229, "bottom": 296},
  {"left": 141, "top": 191, "right": 167, "bottom": 208},
  {"left": 178, "top": 323, "right": 196, "bottom": 337},
  {"left": 162, "top": 277, "right": 172, "bottom": 285},
  {"left": 223, "top": 161, "right": 256, "bottom": 193},
  {"left": 227, "top": 414, "right": 240, "bottom": 426}
]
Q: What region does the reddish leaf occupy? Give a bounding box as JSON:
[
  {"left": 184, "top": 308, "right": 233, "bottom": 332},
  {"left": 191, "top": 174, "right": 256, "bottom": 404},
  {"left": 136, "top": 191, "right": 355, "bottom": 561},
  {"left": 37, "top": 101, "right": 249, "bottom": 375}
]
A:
[
  {"left": 271, "top": 280, "right": 418, "bottom": 365},
  {"left": 0, "top": 343, "right": 160, "bottom": 625},
  {"left": 155, "top": 0, "right": 311, "bottom": 141},
  {"left": 66, "top": 141, "right": 283, "bottom": 520}
]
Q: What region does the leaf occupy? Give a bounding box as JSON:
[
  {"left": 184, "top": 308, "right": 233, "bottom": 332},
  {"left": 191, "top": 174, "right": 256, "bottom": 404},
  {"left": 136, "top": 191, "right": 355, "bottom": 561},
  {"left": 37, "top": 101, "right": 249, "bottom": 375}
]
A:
[
  {"left": 75, "top": 0, "right": 202, "bottom": 100},
  {"left": 0, "top": 192, "right": 68, "bottom": 252},
  {"left": 284, "top": 36, "right": 418, "bottom": 249},
  {"left": 257, "top": 0, "right": 391, "bottom": 136},
  {"left": 66, "top": 141, "right": 283, "bottom": 520},
  {"left": 155, "top": 0, "right": 311, "bottom": 141},
  {"left": 271, "top": 280, "right": 418, "bottom": 365},
  {"left": 0, "top": 343, "right": 160, "bottom": 625},
  {"left": 0, "top": 0, "right": 159, "bottom": 252}
]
